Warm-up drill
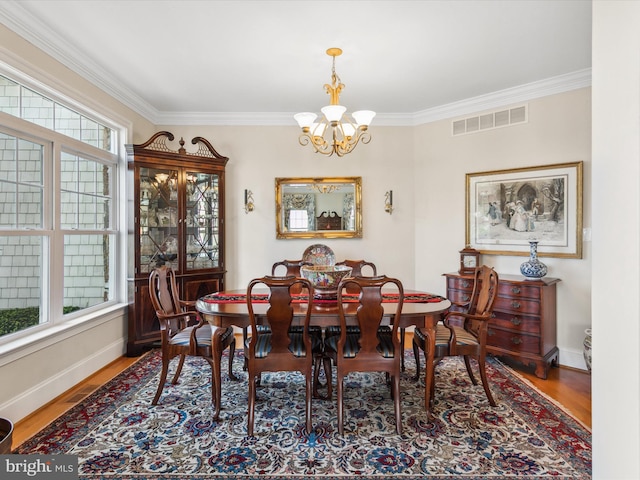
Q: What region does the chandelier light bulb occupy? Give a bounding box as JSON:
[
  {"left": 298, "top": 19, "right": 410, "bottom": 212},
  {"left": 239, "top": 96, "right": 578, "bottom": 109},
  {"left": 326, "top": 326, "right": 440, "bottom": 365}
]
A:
[
  {"left": 321, "top": 105, "right": 347, "bottom": 123},
  {"left": 294, "top": 112, "right": 317, "bottom": 130},
  {"left": 352, "top": 110, "right": 376, "bottom": 127}
]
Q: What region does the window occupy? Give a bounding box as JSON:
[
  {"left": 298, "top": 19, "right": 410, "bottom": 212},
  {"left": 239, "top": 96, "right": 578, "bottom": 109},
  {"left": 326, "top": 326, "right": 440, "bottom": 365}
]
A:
[
  {"left": 0, "top": 75, "right": 114, "bottom": 152},
  {"left": 0, "top": 71, "right": 121, "bottom": 341},
  {"left": 288, "top": 209, "right": 309, "bottom": 231}
]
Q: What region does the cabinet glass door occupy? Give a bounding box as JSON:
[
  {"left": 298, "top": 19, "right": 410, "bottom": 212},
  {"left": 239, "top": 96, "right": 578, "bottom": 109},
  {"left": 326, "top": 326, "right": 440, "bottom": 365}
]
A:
[
  {"left": 185, "top": 171, "right": 220, "bottom": 271},
  {"left": 139, "top": 166, "right": 179, "bottom": 274}
]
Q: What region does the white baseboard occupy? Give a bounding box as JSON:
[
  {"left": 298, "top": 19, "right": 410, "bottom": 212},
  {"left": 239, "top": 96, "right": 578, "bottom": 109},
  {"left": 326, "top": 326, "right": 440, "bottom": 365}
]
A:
[
  {"left": 558, "top": 346, "right": 589, "bottom": 371},
  {"left": 0, "top": 339, "right": 125, "bottom": 423}
]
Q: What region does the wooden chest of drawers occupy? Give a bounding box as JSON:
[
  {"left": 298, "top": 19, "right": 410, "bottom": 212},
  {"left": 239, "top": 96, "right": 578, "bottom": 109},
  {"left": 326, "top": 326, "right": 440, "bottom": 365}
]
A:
[{"left": 444, "top": 272, "right": 560, "bottom": 379}]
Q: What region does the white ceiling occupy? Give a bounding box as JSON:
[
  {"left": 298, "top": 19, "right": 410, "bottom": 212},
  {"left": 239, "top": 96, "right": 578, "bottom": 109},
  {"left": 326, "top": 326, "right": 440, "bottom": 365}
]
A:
[{"left": 0, "top": 0, "right": 592, "bottom": 125}]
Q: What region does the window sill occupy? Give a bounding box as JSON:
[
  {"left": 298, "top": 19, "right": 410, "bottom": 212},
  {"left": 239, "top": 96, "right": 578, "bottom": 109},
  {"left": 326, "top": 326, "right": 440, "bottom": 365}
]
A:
[{"left": 0, "top": 303, "right": 128, "bottom": 367}]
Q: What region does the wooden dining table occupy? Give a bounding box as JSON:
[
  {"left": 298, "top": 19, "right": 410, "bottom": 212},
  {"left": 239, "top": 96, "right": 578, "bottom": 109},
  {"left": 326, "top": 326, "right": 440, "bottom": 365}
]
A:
[{"left": 196, "top": 289, "right": 451, "bottom": 420}]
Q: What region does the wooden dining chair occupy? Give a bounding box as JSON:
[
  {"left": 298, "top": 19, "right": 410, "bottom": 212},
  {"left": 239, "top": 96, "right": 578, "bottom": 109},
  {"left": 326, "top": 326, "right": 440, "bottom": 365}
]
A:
[
  {"left": 335, "top": 259, "right": 377, "bottom": 292},
  {"left": 244, "top": 275, "right": 321, "bottom": 436},
  {"left": 412, "top": 265, "right": 499, "bottom": 409},
  {"left": 271, "top": 259, "right": 313, "bottom": 293},
  {"left": 237, "top": 259, "right": 314, "bottom": 374},
  {"left": 272, "top": 259, "right": 327, "bottom": 395},
  {"left": 332, "top": 260, "right": 412, "bottom": 372},
  {"left": 323, "top": 275, "right": 404, "bottom": 435},
  {"left": 148, "top": 265, "right": 236, "bottom": 406}
]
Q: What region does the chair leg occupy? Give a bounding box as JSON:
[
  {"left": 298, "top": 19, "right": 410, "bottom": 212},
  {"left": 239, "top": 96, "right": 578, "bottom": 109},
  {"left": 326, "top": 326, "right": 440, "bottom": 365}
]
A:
[
  {"left": 337, "top": 374, "right": 344, "bottom": 435},
  {"left": 323, "top": 356, "right": 333, "bottom": 400},
  {"left": 242, "top": 327, "right": 249, "bottom": 371},
  {"left": 247, "top": 373, "right": 257, "bottom": 436},
  {"left": 412, "top": 338, "right": 421, "bottom": 381},
  {"left": 463, "top": 355, "right": 478, "bottom": 385},
  {"left": 152, "top": 355, "right": 171, "bottom": 405},
  {"left": 477, "top": 356, "right": 497, "bottom": 407},
  {"left": 227, "top": 342, "right": 238, "bottom": 381},
  {"left": 392, "top": 373, "right": 402, "bottom": 435},
  {"left": 305, "top": 368, "right": 313, "bottom": 434},
  {"left": 171, "top": 353, "right": 186, "bottom": 384},
  {"left": 400, "top": 328, "right": 406, "bottom": 371},
  {"left": 312, "top": 355, "right": 325, "bottom": 398}
]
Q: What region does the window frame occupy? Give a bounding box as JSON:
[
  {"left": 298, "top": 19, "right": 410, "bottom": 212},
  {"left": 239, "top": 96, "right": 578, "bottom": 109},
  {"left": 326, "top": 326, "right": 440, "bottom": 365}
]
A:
[{"left": 0, "top": 63, "right": 128, "bottom": 354}]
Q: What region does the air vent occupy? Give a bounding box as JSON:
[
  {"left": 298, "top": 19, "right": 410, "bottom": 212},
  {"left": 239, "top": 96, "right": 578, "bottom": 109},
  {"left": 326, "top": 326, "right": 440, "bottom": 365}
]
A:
[{"left": 452, "top": 105, "right": 528, "bottom": 136}]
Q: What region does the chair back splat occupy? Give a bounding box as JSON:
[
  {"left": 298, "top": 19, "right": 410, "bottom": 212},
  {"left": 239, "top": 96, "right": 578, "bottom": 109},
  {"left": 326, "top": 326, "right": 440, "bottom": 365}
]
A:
[{"left": 245, "top": 275, "right": 317, "bottom": 436}]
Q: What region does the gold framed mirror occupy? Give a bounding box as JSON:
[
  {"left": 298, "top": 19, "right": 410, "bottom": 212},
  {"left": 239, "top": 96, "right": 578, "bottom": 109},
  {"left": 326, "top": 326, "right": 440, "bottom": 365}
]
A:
[{"left": 275, "top": 177, "right": 362, "bottom": 239}]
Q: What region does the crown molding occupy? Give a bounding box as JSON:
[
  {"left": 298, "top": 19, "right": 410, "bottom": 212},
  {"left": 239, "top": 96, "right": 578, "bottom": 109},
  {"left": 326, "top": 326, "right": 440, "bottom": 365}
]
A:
[
  {"left": 129, "top": 69, "right": 594, "bottom": 127},
  {"left": 0, "top": 0, "right": 160, "bottom": 122},
  {"left": 410, "top": 68, "right": 592, "bottom": 126}
]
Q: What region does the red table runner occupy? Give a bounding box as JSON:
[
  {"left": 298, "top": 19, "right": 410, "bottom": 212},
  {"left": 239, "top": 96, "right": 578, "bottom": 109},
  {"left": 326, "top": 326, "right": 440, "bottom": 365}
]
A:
[{"left": 202, "top": 292, "right": 446, "bottom": 304}]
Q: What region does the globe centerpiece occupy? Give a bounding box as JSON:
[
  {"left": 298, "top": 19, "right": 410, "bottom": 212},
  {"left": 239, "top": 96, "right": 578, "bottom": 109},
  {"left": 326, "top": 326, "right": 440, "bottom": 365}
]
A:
[{"left": 300, "top": 264, "right": 353, "bottom": 300}]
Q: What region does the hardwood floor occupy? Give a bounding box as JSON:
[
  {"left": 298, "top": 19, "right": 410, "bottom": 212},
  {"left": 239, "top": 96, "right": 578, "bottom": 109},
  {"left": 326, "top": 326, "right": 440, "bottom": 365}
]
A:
[{"left": 12, "top": 335, "right": 591, "bottom": 449}]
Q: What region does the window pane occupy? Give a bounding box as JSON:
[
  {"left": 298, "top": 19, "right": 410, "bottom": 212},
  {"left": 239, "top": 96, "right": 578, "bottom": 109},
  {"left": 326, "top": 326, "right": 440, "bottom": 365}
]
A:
[
  {"left": 0, "top": 236, "right": 45, "bottom": 338},
  {"left": 78, "top": 193, "right": 97, "bottom": 229},
  {"left": 1, "top": 74, "right": 116, "bottom": 153},
  {"left": 18, "top": 185, "right": 43, "bottom": 228},
  {"left": 0, "top": 76, "right": 20, "bottom": 116},
  {"left": 55, "top": 104, "right": 82, "bottom": 140},
  {"left": 0, "top": 133, "right": 17, "bottom": 183},
  {"left": 0, "top": 181, "right": 17, "bottom": 227},
  {"left": 0, "top": 133, "right": 44, "bottom": 228},
  {"left": 64, "top": 234, "right": 113, "bottom": 312},
  {"left": 18, "top": 138, "right": 44, "bottom": 186},
  {"left": 81, "top": 117, "right": 109, "bottom": 149},
  {"left": 60, "top": 191, "right": 77, "bottom": 228},
  {"left": 60, "top": 152, "right": 112, "bottom": 230},
  {"left": 289, "top": 210, "right": 309, "bottom": 231},
  {"left": 21, "top": 87, "right": 54, "bottom": 129}
]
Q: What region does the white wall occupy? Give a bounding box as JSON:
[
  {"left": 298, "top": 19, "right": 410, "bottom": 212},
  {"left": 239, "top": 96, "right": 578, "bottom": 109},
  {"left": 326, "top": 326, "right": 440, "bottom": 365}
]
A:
[
  {"left": 592, "top": 2, "right": 640, "bottom": 478},
  {"left": 160, "top": 92, "right": 593, "bottom": 374},
  {"left": 157, "top": 125, "right": 418, "bottom": 291},
  {"left": 418, "top": 89, "right": 592, "bottom": 369}
]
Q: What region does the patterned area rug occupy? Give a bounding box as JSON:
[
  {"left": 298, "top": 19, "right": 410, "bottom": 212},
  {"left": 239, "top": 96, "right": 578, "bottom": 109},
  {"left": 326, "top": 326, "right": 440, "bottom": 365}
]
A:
[{"left": 16, "top": 350, "right": 591, "bottom": 479}]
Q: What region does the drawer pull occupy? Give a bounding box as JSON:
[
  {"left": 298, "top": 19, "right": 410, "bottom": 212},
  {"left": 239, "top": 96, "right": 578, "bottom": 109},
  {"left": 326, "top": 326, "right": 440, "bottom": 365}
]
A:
[
  {"left": 511, "top": 287, "right": 521, "bottom": 294},
  {"left": 511, "top": 316, "right": 521, "bottom": 326},
  {"left": 511, "top": 301, "right": 521, "bottom": 309},
  {"left": 511, "top": 336, "right": 522, "bottom": 345},
  {"left": 463, "top": 295, "right": 470, "bottom": 302},
  {"left": 488, "top": 328, "right": 495, "bottom": 336},
  {"left": 462, "top": 280, "right": 471, "bottom": 288}
]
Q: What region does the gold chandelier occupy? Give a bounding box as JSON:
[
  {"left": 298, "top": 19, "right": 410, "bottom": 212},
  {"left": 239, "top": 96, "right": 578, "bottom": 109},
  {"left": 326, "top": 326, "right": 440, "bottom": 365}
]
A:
[{"left": 294, "top": 48, "right": 375, "bottom": 157}]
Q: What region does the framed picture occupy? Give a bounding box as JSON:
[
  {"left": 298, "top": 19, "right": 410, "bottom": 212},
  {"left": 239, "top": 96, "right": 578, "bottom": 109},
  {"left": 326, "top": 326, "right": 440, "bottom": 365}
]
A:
[{"left": 466, "top": 161, "right": 583, "bottom": 258}]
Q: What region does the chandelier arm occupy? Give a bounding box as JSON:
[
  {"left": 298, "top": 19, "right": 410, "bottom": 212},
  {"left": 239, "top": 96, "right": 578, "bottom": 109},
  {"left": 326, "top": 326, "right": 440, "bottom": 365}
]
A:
[
  {"left": 335, "top": 129, "right": 371, "bottom": 156},
  {"left": 298, "top": 132, "right": 334, "bottom": 156}
]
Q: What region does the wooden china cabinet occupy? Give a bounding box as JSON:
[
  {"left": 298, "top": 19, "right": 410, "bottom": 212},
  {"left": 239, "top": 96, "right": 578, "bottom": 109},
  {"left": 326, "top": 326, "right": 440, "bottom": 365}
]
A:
[
  {"left": 444, "top": 272, "right": 560, "bottom": 379},
  {"left": 126, "top": 132, "right": 228, "bottom": 356}
]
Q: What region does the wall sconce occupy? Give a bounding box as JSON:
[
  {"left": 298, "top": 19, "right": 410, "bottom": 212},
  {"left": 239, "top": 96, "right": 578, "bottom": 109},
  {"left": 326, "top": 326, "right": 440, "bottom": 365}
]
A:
[
  {"left": 385, "top": 190, "right": 393, "bottom": 214},
  {"left": 244, "top": 189, "right": 255, "bottom": 214}
]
